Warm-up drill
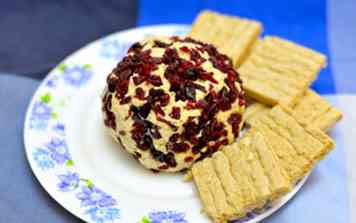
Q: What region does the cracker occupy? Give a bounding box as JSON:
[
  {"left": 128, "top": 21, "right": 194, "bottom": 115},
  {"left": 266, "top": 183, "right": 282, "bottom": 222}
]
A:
[
  {"left": 245, "top": 90, "right": 342, "bottom": 132},
  {"left": 251, "top": 105, "right": 335, "bottom": 164},
  {"left": 192, "top": 106, "right": 335, "bottom": 222},
  {"left": 189, "top": 10, "right": 262, "bottom": 66},
  {"left": 222, "top": 145, "right": 262, "bottom": 210},
  {"left": 238, "top": 134, "right": 272, "bottom": 204},
  {"left": 291, "top": 90, "right": 343, "bottom": 131},
  {"left": 245, "top": 129, "right": 291, "bottom": 198},
  {"left": 252, "top": 122, "right": 311, "bottom": 181},
  {"left": 191, "top": 161, "right": 219, "bottom": 221},
  {"left": 238, "top": 36, "right": 326, "bottom": 106},
  {"left": 211, "top": 152, "right": 246, "bottom": 217},
  {"left": 244, "top": 102, "right": 270, "bottom": 125},
  {"left": 192, "top": 159, "right": 235, "bottom": 222}
]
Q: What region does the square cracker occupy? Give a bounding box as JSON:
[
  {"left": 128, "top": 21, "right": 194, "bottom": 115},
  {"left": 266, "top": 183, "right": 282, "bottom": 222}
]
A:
[
  {"left": 245, "top": 89, "right": 343, "bottom": 132},
  {"left": 192, "top": 105, "right": 335, "bottom": 222},
  {"left": 291, "top": 89, "right": 343, "bottom": 131},
  {"left": 251, "top": 105, "right": 335, "bottom": 166},
  {"left": 189, "top": 10, "right": 262, "bottom": 66},
  {"left": 238, "top": 36, "right": 327, "bottom": 106}
]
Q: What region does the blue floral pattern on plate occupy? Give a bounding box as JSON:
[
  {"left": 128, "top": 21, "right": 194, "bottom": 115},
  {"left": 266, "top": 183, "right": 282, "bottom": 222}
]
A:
[
  {"left": 86, "top": 207, "right": 120, "bottom": 223},
  {"left": 76, "top": 186, "right": 116, "bottom": 208},
  {"left": 33, "top": 148, "right": 55, "bottom": 170},
  {"left": 46, "top": 137, "right": 71, "bottom": 164},
  {"left": 57, "top": 172, "right": 80, "bottom": 192},
  {"left": 140, "top": 211, "right": 188, "bottom": 223},
  {"left": 29, "top": 101, "right": 52, "bottom": 130},
  {"left": 100, "top": 38, "right": 131, "bottom": 60},
  {"left": 58, "top": 64, "right": 93, "bottom": 87}
]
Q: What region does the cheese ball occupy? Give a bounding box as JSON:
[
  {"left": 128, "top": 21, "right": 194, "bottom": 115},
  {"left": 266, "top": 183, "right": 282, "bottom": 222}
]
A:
[{"left": 102, "top": 36, "right": 245, "bottom": 172}]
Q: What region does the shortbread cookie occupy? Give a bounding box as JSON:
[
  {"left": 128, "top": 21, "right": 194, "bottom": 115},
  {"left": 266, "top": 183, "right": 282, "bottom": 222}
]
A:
[
  {"left": 245, "top": 90, "right": 342, "bottom": 132},
  {"left": 192, "top": 159, "right": 235, "bottom": 222},
  {"left": 238, "top": 36, "right": 327, "bottom": 105},
  {"left": 192, "top": 105, "right": 335, "bottom": 222},
  {"left": 190, "top": 10, "right": 262, "bottom": 66},
  {"left": 291, "top": 90, "right": 343, "bottom": 131},
  {"left": 250, "top": 105, "right": 335, "bottom": 165},
  {"left": 244, "top": 102, "right": 270, "bottom": 125}
]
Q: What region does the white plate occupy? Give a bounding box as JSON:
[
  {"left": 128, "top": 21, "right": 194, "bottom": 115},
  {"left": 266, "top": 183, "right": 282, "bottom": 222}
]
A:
[{"left": 24, "top": 25, "right": 309, "bottom": 223}]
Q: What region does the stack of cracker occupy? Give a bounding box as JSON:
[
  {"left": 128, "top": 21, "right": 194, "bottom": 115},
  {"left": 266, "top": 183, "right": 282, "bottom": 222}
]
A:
[{"left": 189, "top": 11, "right": 342, "bottom": 223}]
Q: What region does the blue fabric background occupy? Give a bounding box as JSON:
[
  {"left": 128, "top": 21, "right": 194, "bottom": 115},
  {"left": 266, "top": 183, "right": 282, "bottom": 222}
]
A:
[{"left": 0, "top": 0, "right": 138, "bottom": 79}]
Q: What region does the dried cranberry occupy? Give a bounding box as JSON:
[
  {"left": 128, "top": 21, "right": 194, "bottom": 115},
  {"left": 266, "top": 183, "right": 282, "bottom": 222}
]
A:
[
  {"left": 153, "top": 105, "right": 165, "bottom": 116},
  {"left": 128, "top": 42, "right": 143, "bottom": 53},
  {"left": 198, "top": 72, "right": 218, "bottom": 84},
  {"left": 151, "top": 149, "right": 166, "bottom": 163},
  {"left": 158, "top": 164, "right": 169, "bottom": 170},
  {"left": 154, "top": 40, "right": 171, "bottom": 48},
  {"left": 165, "top": 152, "right": 177, "bottom": 167},
  {"left": 148, "top": 75, "right": 162, "bottom": 86},
  {"left": 135, "top": 87, "right": 146, "bottom": 100},
  {"left": 157, "top": 116, "right": 178, "bottom": 131},
  {"left": 169, "top": 133, "right": 180, "bottom": 142},
  {"left": 228, "top": 113, "right": 242, "bottom": 137},
  {"left": 139, "top": 103, "right": 151, "bottom": 119},
  {"left": 120, "top": 96, "right": 131, "bottom": 104},
  {"left": 133, "top": 75, "right": 146, "bottom": 85},
  {"left": 185, "top": 68, "right": 198, "bottom": 80},
  {"left": 171, "top": 142, "right": 190, "bottom": 153},
  {"left": 169, "top": 107, "right": 181, "bottom": 119},
  {"left": 184, "top": 156, "right": 194, "bottom": 162},
  {"left": 180, "top": 46, "right": 190, "bottom": 53}
]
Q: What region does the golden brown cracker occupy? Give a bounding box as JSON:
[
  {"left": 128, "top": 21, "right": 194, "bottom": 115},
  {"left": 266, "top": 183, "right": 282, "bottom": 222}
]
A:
[
  {"left": 247, "top": 130, "right": 291, "bottom": 197},
  {"left": 212, "top": 152, "right": 246, "bottom": 217},
  {"left": 291, "top": 90, "right": 343, "bottom": 131},
  {"left": 238, "top": 36, "right": 326, "bottom": 106},
  {"left": 190, "top": 10, "right": 262, "bottom": 66},
  {"left": 254, "top": 105, "right": 335, "bottom": 164},
  {"left": 246, "top": 90, "right": 342, "bottom": 132},
  {"left": 244, "top": 102, "right": 270, "bottom": 126},
  {"left": 192, "top": 159, "right": 235, "bottom": 222}
]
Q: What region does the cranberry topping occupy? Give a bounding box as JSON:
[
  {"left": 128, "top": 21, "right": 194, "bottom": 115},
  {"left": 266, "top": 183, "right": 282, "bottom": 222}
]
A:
[
  {"left": 128, "top": 42, "right": 143, "bottom": 54},
  {"left": 134, "top": 87, "right": 146, "bottom": 100},
  {"left": 102, "top": 93, "right": 116, "bottom": 130},
  {"left": 153, "top": 105, "right": 165, "bottom": 116},
  {"left": 169, "top": 133, "right": 180, "bottom": 143},
  {"left": 171, "top": 142, "right": 190, "bottom": 153},
  {"left": 148, "top": 75, "right": 163, "bottom": 86},
  {"left": 105, "top": 36, "right": 246, "bottom": 169},
  {"left": 158, "top": 164, "right": 169, "bottom": 170},
  {"left": 184, "top": 156, "right": 194, "bottom": 162},
  {"left": 169, "top": 107, "right": 181, "bottom": 119},
  {"left": 154, "top": 40, "right": 171, "bottom": 48},
  {"left": 228, "top": 113, "right": 242, "bottom": 138},
  {"left": 157, "top": 116, "right": 178, "bottom": 131},
  {"left": 120, "top": 96, "right": 132, "bottom": 104}
]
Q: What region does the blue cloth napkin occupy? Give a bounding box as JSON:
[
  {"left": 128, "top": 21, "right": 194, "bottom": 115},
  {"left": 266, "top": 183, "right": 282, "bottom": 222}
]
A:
[
  {"left": 0, "top": 0, "right": 138, "bottom": 79},
  {"left": 0, "top": 74, "right": 82, "bottom": 223}
]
